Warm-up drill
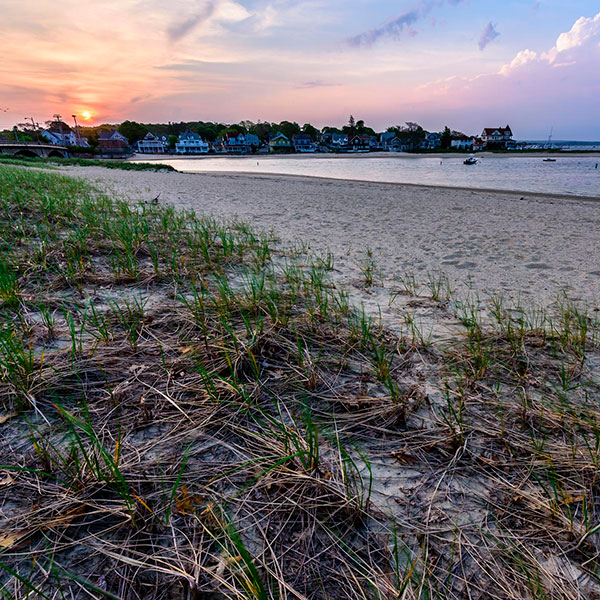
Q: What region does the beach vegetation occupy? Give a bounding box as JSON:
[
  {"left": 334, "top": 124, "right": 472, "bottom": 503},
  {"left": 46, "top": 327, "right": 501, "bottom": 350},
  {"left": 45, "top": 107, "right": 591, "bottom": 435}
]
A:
[{"left": 1, "top": 164, "right": 599, "bottom": 599}]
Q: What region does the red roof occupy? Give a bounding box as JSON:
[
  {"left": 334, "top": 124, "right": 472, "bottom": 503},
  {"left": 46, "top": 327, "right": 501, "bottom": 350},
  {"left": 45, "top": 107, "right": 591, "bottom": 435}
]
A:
[{"left": 483, "top": 125, "right": 512, "bottom": 136}]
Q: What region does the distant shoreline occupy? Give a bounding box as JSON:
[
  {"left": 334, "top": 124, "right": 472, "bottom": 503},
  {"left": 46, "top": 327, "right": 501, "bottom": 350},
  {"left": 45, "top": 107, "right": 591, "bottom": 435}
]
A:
[{"left": 129, "top": 150, "right": 600, "bottom": 161}]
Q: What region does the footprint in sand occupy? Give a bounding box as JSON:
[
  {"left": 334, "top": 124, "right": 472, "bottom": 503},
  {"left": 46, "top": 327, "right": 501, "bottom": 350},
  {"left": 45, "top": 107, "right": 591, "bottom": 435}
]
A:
[{"left": 456, "top": 261, "right": 477, "bottom": 270}]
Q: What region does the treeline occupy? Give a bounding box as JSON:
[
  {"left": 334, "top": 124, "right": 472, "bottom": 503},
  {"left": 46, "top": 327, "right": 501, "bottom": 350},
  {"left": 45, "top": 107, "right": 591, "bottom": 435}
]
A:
[
  {"left": 1, "top": 115, "right": 469, "bottom": 149},
  {"left": 110, "top": 117, "right": 379, "bottom": 145}
]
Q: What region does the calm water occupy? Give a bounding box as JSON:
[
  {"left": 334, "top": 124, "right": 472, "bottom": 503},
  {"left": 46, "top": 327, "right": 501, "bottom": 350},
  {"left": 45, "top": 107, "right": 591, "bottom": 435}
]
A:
[{"left": 139, "top": 155, "right": 600, "bottom": 198}]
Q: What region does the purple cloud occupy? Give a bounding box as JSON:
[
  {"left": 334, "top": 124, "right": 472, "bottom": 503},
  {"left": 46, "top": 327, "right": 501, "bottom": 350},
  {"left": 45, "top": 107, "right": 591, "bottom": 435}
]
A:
[
  {"left": 167, "top": 2, "right": 215, "bottom": 42},
  {"left": 478, "top": 21, "right": 500, "bottom": 51},
  {"left": 296, "top": 81, "right": 341, "bottom": 89},
  {"left": 347, "top": 0, "right": 465, "bottom": 48}
]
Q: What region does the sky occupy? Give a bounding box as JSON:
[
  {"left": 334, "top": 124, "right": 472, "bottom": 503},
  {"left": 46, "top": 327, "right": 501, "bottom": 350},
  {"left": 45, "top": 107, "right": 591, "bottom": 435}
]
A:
[{"left": 0, "top": 0, "right": 599, "bottom": 139}]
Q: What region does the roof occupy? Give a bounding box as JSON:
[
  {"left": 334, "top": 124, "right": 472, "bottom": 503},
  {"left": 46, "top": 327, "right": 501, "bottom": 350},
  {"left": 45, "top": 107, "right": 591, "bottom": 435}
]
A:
[
  {"left": 178, "top": 130, "right": 203, "bottom": 141},
  {"left": 483, "top": 125, "right": 512, "bottom": 135},
  {"left": 380, "top": 131, "right": 397, "bottom": 141},
  {"left": 98, "top": 129, "right": 119, "bottom": 140},
  {"left": 224, "top": 131, "right": 244, "bottom": 140}
]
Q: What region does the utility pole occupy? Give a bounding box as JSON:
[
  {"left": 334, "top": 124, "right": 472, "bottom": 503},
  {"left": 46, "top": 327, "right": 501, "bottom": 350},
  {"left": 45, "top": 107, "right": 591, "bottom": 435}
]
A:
[
  {"left": 72, "top": 114, "right": 82, "bottom": 145},
  {"left": 24, "top": 117, "right": 39, "bottom": 142},
  {"left": 13, "top": 126, "right": 19, "bottom": 142}
]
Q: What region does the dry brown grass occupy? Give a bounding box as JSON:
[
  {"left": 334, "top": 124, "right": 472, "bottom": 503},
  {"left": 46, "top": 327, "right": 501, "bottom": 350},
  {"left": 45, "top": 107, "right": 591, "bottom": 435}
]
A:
[{"left": 1, "top": 165, "right": 599, "bottom": 599}]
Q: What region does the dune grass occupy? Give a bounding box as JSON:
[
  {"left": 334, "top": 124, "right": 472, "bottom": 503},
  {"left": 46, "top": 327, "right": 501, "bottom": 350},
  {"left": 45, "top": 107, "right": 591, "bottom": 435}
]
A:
[
  {"left": 0, "top": 164, "right": 599, "bottom": 599},
  {"left": 0, "top": 155, "right": 176, "bottom": 171}
]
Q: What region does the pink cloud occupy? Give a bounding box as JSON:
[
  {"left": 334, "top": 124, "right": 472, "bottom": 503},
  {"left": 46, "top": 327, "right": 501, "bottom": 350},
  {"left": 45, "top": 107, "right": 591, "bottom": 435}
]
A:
[{"left": 417, "top": 12, "right": 600, "bottom": 138}]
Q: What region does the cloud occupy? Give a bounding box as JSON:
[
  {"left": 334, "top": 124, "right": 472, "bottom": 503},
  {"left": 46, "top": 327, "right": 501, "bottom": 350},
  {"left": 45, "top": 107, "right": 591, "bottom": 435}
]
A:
[
  {"left": 165, "top": 1, "right": 250, "bottom": 42},
  {"left": 478, "top": 21, "right": 500, "bottom": 51},
  {"left": 166, "top": 3, "right": 216, "bottom": 41},
  {"left": 419, "top": 12, "right": 600, "bottom": 138},
  {"left": 347, "top": 0, "right": 464, "bottom": 48},
  {"left": 296, "top": 80, "right": 341, "bottom": 89}
]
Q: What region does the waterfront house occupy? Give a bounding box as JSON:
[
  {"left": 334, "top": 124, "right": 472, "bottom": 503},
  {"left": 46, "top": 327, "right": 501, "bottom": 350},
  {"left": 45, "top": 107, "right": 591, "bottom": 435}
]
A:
[
  {"left": 175, "top": 130, "right": 209, "bottom": 154},
  {"left": 321, "top": 132, "right": 347, "bottom": 151},
  {"left": 292, "top": 133, "right": 315, "bottom": 153},
  {"left": 421, "top": 132, "right": 441, "bottom": 150},
  {"left": 345, "top": 134, "right": 370, "bottom": 152},
  {"left": 223, "top": 132, "right": 251, "bottom": 154},
  {"left": 450, "top": 137, "right": 474, "bottom": 151},
  {"left": 136, "top": 132, "right": 167, "bottom": 154},
  {"left": 481, "top": 125, "right": 513, "bottom": 148},
  {"left": 379, "top": 132, "right": 403, "bottom": 152},
  {"left": 42, "top": 120, "right": 89, "bottom": 147},
  {"left": 472, "top": 138, "right": 485, "bottom": 152},
  {"left": 245, "top": 133, "right": 261, "bottom": 149},
  {"left": 269, "top": 132, "right": 292, "bottom": 153},
  {"left": 98, "top": 129, "right": 129, "bottom": 157}
]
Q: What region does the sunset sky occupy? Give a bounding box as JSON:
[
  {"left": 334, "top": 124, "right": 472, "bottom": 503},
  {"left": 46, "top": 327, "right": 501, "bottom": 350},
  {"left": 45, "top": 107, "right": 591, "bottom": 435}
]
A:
[{"left": 1, "top": 0, "right": 599, "bottom": 139}]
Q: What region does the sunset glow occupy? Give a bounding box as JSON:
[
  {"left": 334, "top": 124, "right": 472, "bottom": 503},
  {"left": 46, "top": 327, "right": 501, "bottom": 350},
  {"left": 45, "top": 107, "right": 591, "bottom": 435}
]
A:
[{"left": 1, "top": 1, "right": 599, "bottom": 138}]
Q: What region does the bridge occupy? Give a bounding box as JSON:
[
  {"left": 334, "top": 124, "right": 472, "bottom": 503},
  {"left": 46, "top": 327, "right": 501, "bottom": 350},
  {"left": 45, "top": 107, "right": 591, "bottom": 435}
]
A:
[{"left": 0, "top": 141, "right": 68, "bottom": 159}]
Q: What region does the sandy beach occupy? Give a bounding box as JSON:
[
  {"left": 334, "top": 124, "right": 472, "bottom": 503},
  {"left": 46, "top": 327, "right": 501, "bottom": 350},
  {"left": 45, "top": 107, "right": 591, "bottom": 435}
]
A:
[{"left": 66, "top": 166, "right": 600, "bottom": 309}]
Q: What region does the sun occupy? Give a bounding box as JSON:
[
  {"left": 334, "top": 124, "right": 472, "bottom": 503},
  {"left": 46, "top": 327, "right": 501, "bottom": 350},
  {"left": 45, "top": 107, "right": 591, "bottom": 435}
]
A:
[{"left": 81, "top": 111, "right": 92, "bottom": 121}]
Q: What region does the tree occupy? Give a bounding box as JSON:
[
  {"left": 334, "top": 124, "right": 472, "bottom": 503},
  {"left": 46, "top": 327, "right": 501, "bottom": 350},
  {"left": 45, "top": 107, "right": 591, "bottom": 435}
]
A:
[
  {"left": 342, "top": 115, "right": 357, "bottom": 135},
  {"left": 118, "top": 120, "right": 149, "bottom": 144},
  {"left": 249, "top": 121, "right": 275, "bottom": 142},
  {"left": 355, "top": 119, "right": 376, "bottom": 136},
  {"left": 277, "top": 121, "right": 300, "bottom": 139},
  {"left": 301, "top": 123, "right": 319, "bottom": 140},
  {"left": 440, "top": 126, "right": 452, "bottom": 149},
  {"left": 167, "top": 135, "right": 178, "bottom": 151}
]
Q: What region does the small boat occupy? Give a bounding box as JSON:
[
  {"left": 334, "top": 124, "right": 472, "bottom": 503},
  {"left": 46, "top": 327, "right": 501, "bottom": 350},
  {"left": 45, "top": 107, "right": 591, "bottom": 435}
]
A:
[
  {"left": 543, "top": 158, "right": 556, "bottom": 162},
  {"left": 464, "top": 155, "right": 478, "bottom": 165}
]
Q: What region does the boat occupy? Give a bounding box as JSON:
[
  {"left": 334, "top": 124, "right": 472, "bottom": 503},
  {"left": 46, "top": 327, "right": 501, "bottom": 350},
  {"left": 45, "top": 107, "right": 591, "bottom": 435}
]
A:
[
  {"left": 543, "top": 158, "right": 556, "bottom": 162},
  {"left": 464, "top": 155, "right": 478, "bottom": 165}
]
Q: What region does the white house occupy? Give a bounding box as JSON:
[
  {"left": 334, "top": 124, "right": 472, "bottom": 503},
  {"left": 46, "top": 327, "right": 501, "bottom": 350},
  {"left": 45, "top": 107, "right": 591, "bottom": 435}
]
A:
[
  {"left": 136, "top": 132, "right": 168, "bottom": 154},
  {"left": 42, "top": 120, "right": 89, "bottom": 147},
  {"left": 451, "top": 138, "right": 474, "bottom": 151},
  {"left": 175, "top": 131, "right": 210, "bottom": 154},
  {"left": 481, "top": 125, "right": 513, "bottom": 147}
]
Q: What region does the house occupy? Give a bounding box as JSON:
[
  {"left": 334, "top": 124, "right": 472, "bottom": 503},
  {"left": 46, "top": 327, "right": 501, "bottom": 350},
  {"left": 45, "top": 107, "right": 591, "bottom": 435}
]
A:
[
  {"left": 379, "top": 132, "right": 403, "bottom": 152},
  {"left": 245, "top": 133, "right": 261, "bottom": 149},
  {"left": 321, "top": 132, "right": 347, "bottom": 150},
  {"left": 42, "top": 120, "right": 89, "bottom": 147},
  {"left": 450, "top": 138, "right": 474, "bottom": 151},
  {"left": 136, "top": 132, "right": 167, "bottom": 154},
  {"left": 481, "top": 125, "right": 513, "bottom": 148},
  {"left": 223, "top": 132, "right": 250, "bottom": 154},
  {"left": 175, "top": 130, "right": 209, "bottom": 154},
  {"left": 472, "top": 138, "right": 485, "bottom": 152},
  {"left": 421, "top": 132, "right": 441, "bottom": 150},
  {"left": 98, "top": 129, "right": 129, "bottom": 156},
  {"left": 292, "top": 133, "right": 315, "bottom": 153},
  {"left": 344, "top": 134, "right": 370, "bottom": 152},
  {"left": 269, "top": 132, "right": 292, "bottom": 153}
]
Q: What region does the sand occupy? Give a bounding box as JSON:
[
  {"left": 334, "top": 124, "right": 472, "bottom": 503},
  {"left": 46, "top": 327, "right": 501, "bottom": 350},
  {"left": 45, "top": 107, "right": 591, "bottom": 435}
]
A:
[{"left": 63, "top": 166, "right": 600, "bottom": 312}]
